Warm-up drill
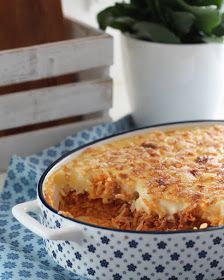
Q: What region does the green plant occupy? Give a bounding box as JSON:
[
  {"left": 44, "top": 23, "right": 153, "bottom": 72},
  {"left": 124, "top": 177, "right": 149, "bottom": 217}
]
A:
[{"left": 97, "top": 0, "right": 224, "bottom": 43}]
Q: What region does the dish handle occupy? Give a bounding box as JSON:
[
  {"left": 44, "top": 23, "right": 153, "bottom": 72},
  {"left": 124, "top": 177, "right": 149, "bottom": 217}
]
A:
[{"left": 12, "top": 200, "right": 83, "bottom": 243}]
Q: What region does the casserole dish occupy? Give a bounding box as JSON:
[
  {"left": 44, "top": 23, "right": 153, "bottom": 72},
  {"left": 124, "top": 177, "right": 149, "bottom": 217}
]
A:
[{"left": 12, "top": 121, "right": 224, "bottom": 280}]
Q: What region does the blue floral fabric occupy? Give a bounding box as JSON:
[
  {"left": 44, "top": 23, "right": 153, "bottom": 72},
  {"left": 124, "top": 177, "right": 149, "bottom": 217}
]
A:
[{"left": 0, "top": 116, "right": 133, "bottom": 280}]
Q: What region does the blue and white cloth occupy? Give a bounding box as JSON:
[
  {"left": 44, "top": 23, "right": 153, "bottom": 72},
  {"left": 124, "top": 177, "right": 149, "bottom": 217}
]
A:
[{"left": 0, "top": 116, "right": 134, "bottom": 280}]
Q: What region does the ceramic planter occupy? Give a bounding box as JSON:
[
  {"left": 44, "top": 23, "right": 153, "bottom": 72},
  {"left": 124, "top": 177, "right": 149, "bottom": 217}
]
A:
[{"left": 121, "top": 35, "right": 224, "bottom": 127}]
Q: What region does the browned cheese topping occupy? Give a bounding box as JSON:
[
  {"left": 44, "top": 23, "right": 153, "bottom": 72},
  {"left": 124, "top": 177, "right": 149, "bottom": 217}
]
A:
[{"left": 44, "top": 125, "right": 224, "bottom": 231}]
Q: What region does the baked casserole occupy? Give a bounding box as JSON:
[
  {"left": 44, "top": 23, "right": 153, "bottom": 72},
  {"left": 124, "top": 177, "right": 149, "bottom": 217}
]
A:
[{"left": 44, "top": 125, "right": 224, "bottom": 231}]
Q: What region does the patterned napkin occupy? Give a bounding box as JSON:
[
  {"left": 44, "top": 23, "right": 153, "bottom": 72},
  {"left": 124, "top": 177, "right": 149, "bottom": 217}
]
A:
[{"left": 0, "top": 116, "right": 134, "bottom": 280}]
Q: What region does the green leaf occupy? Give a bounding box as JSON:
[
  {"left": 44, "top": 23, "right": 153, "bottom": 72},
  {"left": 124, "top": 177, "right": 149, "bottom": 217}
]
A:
[
  {"left": 133, "top": 22, "right": 181, "bottom": 43},
  {"left": 191, "top": 0, "right": 224, "bottom": 8},
  {"left": 97, "top": 0, "right": 224, "bottom": 43},
  {"left": 110, "top": 17, "right": 136, "bottom": 32},
  {"left": 166, "top": 10, "right": 195, "bottom": 35},
  {"left": 145, "top": 0, "right": 163, "bottom": 21},
  {"left": 97, "top": 7, "right": 118, "bottom": 30},
  {"left": 131, "top": 0, "right": 149, "bottom": 9},
  {"left": 203, "top": 35, "right": 224, "bottom": 42},
  {"left": 97, "top": 3, "right": 138, "bottom": 30},
  {"left": 213, "top": 14, "right": 224, "bottom": 35},
  {"left": 176, "top": 0, "right": 222, "bottom": 34}
]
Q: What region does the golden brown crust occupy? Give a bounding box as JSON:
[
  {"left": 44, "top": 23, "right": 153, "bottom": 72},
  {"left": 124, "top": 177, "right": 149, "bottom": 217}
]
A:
[{"left": 44, "top": 125, "right": 224, "bottom": 230}]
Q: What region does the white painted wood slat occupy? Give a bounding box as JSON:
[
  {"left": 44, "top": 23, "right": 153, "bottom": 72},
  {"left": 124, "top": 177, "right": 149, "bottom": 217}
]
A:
[
  {"left": 0, "top": 78, "right": 112, "bottom": 130},
  {"left": 0, "top": 35, "right": 113, "bottom": 86},
  {"left": 0, "top": 173, "right": 5, "bottom": 192},
  {"left": 0, "top": 114, "right": 111, "bottom": 172}
]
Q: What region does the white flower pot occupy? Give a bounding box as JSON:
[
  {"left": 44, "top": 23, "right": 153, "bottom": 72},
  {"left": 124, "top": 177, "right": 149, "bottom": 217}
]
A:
[{"left": 121, "top": 34, "right": 224, "bottom": 126}]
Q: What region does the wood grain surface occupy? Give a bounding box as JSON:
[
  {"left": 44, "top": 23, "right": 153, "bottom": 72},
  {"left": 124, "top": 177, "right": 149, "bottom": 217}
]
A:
[
  {"left": 0, "top": 78, "right": 112, "bottom": 131},
  {"left": 0, "top": 0, "right": 65, "bottom": 50},
  {"left": 0, "top": 0, "right": 75, "bottom": 94}
]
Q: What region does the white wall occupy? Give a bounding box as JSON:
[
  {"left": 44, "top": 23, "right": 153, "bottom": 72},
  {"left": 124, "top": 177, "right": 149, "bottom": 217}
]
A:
[
  {"left": 62, "top": 0, "right": 116, "bottom": 25},
  {"left": 61, "top": 0, "right": 131, "bottom": 120}
]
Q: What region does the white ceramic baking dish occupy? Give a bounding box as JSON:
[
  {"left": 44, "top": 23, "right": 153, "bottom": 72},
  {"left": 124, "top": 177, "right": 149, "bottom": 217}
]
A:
[{"left": 12, "top": 121, "right": 224, "bottom": 280}]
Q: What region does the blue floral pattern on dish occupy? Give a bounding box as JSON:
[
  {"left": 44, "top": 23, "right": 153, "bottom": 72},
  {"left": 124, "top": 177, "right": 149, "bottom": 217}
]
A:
[{"left": 38, "top": 132, "right": 224, "bottom": 280}]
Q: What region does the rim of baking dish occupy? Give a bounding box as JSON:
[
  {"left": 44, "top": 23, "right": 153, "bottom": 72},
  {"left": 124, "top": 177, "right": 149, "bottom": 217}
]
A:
[{"left": 38, "top": 120, "right": 224, "bottom": 235}]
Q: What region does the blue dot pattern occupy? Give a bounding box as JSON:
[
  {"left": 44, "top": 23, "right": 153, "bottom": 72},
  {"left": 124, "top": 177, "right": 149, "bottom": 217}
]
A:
[
  {"left": 1, "top": 115, "right": 224, "bottom": 280},
  {"left": 0, "top": 116, "right": 133, "bottom": 280}
]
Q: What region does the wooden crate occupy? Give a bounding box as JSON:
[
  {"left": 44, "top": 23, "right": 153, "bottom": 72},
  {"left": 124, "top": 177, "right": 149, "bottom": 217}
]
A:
[{"left": 0, "top": 17, "right": 113, "bottom": 171}]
